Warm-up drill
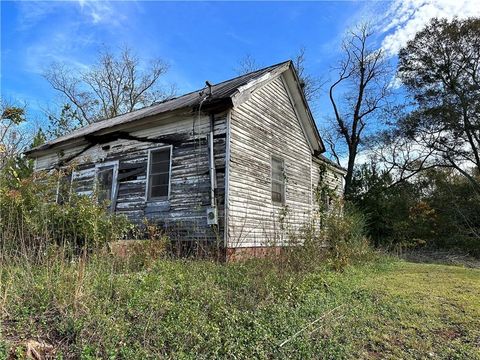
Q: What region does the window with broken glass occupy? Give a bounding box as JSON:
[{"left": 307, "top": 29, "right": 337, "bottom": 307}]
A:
[{"left": 96, "top": 165, "right": 116, "bottom": 204}]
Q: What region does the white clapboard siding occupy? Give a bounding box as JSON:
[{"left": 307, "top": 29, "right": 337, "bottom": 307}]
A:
[{"left": 227, "top": 75, "right": 313, "bottom": 248}]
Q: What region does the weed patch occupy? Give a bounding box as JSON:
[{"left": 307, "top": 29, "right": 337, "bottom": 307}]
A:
[{"left": 1, "top": 255, "right": 478, "bottom": 359}]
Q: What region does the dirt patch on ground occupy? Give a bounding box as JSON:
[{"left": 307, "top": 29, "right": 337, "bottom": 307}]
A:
[{"left": 434, "top": 328, "right": 462, "bottom": 341}]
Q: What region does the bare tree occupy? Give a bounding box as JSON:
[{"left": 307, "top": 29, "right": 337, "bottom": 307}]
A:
[
  {"left": 235, "top": 48, "right": 323, "bottom": 102},
  {"left": 234, "top": 54, "right": 261, "bottom": 75},
  {"left": 44, "top": 47, "right": 175, "bottom": 125},
  {"left": 292, "top": 47, "right": 324, "bottom": 102},
  {"left": 367, "top": 128, "right": 438, "bottom": 188},
  {"left": 328, "top": 23, "right": 391, "bottom": 197}
]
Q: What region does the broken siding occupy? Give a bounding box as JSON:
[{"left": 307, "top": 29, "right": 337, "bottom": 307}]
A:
[
  {"left": 34, "top": 112, "right": 227, "bottom": 241},
  {"left": 227, "top": 75, "right": 313, "bottom": 248}
]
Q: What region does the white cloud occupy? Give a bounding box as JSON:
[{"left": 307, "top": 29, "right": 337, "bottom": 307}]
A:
[
  {"left": 22, "top": 22, "right": 95, "bottom": 75},
  {"left": 14, "top": 1, "right": 133, "bottom": 75},
  {"left": 16, "top": 2, "right": 62, "bottom": 30},
  {"left": 24, "top": 42, "right": 91, "bottom": 75},
  {"left": 77, "top": 0, "right": 127, "bottom": 26},
  {"left": 381, "top": 0, "right": 480, "bottom": 56},
  {"left": 17, "top": 1, "right": 126, "bottom": 28}
]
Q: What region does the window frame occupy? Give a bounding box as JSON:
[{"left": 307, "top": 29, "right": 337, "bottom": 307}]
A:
[
  {"left": 95, "top": 160, "right": 119, "bottom": 205},
  {"left": 55, "top": 169, "right": 73, "bottom": 205},
  {"left": 146, "top": 145, "right": 173, "bottom": 202},
  {"left": 271, "top": 155, "right": 286, "bottom": 205}
]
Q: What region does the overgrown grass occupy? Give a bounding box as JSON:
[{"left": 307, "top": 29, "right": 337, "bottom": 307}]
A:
[
  {"left": 0, "top": 174, "right": 477, "bottom": 358},
  {"left": 1, "top": 253, "right": 478, "bottom": 359}
]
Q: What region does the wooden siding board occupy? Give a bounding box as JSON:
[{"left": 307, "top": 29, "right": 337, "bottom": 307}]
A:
[
  {"left": 311, "top": 160, "right": 344, "bottom": 212},
  {"left": 227, "top": 76, "right": 313, "bottom": 248},
  {"left": 34, "top": 112, "right": 228, "bottom": 243}
]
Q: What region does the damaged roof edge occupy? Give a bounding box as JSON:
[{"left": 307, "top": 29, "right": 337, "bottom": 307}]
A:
[
  {"left": 24, "top": 99, "right": 233, "bottom": 157},
  {"left": 25, "top": 60, "right": 327, "bottom": 157},
  {"left": 25, "top": 61, "right": 291, "bottom": 157}
]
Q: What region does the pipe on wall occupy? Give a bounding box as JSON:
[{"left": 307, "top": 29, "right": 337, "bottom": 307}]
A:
[{"left": 208, "top": 113, "right": 217, "bottom": 208}]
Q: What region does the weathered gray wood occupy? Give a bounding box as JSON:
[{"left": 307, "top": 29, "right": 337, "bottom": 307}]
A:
[
  {"left": 32, "top": 65, "right": 343, "bottom": 250},
  {"left": 35, "top": 112, "right": 228, "bottom": 243},
  {"left": 226, "top": 75, "right": 343, "bottom": 248}
]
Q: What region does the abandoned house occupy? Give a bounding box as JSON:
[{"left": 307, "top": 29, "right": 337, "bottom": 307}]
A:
[{"left": 26, "top": 60, "right": 346, "bottom": 259}]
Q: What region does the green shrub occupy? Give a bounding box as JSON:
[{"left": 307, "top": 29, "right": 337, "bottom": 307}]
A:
[
  {"left": 350, "top": 163, "right": 480, "bottom": 255},
  {"left": 108, "top": 238, "right": 170, "bottom": 270},
  {"left": 4, "top": 253, "right": 477, "bottom": 359},
  {"left": 323, "top": 204, "right": 372, "bottom": 270},
  {"left": 0, "top": 171, "right": 132, "bottom": 258},
  {"left": 279, "top": 202, "right": 372, "bottom": 272}
]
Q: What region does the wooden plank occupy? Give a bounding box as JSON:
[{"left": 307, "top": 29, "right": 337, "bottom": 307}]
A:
[
  {"left": 34, "top": 111, "right": 229, "bottom": 243},
  {"left": 227, "top": 76, "right": 315, "bottom": 247}
]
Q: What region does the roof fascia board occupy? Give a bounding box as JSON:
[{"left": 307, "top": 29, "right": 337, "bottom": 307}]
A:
[
  {"left": 230, "top": 62, "right": 291, "bottom": 107},
  {"left": 313, "top": 156, "right": 347, "bottom": 175},
  {"left": 281, "top": 67, "right": 325, "bottom": 154},
  {"left": 26, "top": 108, "right": 196, "bottom": 157},
  {"left": 280, "top": 73, "right": 317, "bottom": 154}
]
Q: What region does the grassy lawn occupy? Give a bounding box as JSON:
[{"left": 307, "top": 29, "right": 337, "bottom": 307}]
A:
[
  {"left": 1, "top": 255, "right": 479, "bottom": 359},
  {"left": 350, "top": 261, "right": 480, "bottom": 359}
]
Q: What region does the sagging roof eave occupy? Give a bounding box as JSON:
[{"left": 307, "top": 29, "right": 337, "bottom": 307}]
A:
[{"left": 25, "top": 98, "right": 233, "bottom": 157}]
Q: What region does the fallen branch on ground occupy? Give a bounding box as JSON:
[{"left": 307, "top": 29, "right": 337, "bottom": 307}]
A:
[{"left": 278, "top": 304, "right": 345, "bottom": 348}]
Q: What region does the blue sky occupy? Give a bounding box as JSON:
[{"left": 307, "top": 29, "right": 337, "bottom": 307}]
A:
[{"left": 1, "top": 0, "right": 478, "bottom": 131}]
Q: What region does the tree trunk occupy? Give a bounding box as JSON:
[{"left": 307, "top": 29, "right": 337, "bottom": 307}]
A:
[{"left": 344, "top": 144, "right": 357, "bottom": 198}]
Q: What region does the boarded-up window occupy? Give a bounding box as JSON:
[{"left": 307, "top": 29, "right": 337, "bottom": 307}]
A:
[
  {"left": 147, "top": 147, "right": 171, "bottom": 200},
  {"left": 320, "top": 191, "right": 330, "bottom": 212},
  {"left": 271, "top": 157, "right": 285, "bottom": 204}
]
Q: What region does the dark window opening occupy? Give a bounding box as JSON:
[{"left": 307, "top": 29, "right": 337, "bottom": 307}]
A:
[
  {"left": 148, "top": 148, "right": 171, "bottom": 200},
  {"left": 56, "top": 171, "right": 72, "bottom": 205}
]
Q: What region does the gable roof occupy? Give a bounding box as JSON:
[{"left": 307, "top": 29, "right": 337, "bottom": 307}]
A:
[{"left": 26, "top": 60, "right": 325, "bottom": 156}]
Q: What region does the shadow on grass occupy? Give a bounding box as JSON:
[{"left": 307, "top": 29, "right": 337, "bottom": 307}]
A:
[{"left": 399, "top": 249, "right": 480, "bottom": 268}]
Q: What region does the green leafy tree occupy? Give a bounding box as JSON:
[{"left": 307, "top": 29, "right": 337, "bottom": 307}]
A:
[
  {"left": 31, "top": 128, "right": 46, "bottom": 148},
  {"left": 351, "top": 162, "right": 480, "bottom": 254},
  {"left": 1, "top": 101, "right": 27, "bottom": 169},
  {"left": 397, "top": 17, "right": 480, "bottom": 191},
  {"left": 47, "top": 103, "right": 83, "bottom": 138},
  {"left": 0, "top": 100, "right": 48, "bottom": 187},
  {"left": 420, "top": 169, "right": 480, "bottom": 254},
  {"left": 350, "top": 162, "right": 420, "bottom": 247},
  {"left": 0, "top": 101, "right": 36, "bottom": 187}
]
